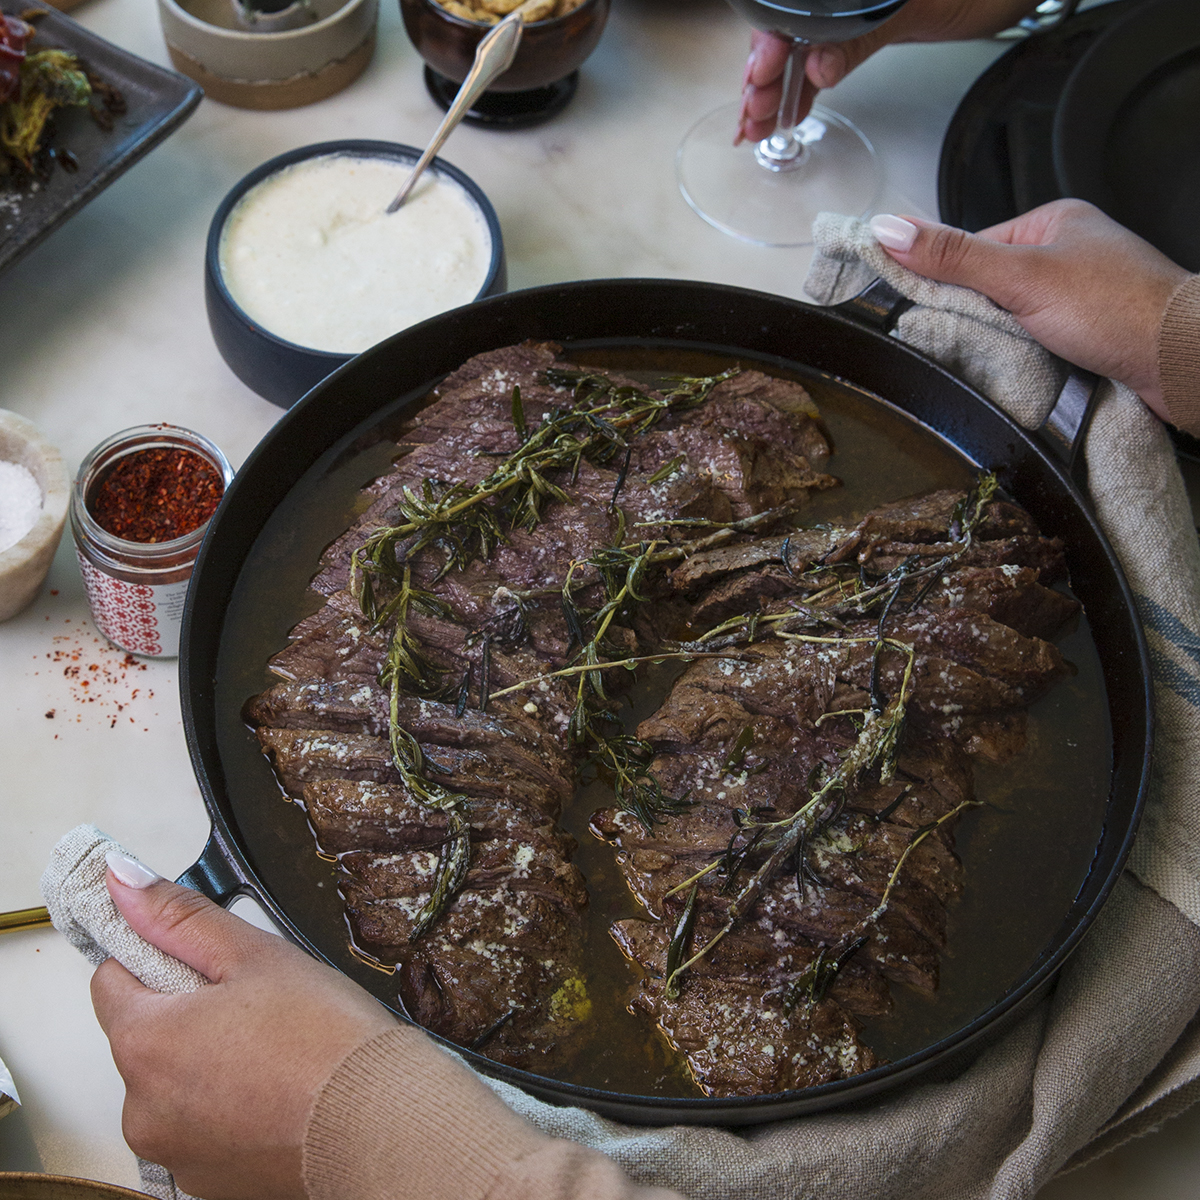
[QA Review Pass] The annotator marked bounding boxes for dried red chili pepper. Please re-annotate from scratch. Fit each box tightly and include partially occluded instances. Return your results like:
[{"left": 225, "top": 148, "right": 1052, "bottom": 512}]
[
  {"left": 0, "top": 15, "right": 31, "bottom": 104},
  {"left": 88, "top": 447, "right": 224, "bottom": 543}
]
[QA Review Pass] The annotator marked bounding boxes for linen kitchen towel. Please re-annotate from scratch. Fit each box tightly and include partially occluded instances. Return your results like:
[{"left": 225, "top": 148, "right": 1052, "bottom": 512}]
[{"left": 41, "top": 824, "right": 203, "bottom": 1200}]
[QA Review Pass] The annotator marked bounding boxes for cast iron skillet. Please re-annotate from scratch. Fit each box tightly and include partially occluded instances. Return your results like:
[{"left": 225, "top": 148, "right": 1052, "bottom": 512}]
[{"left": 178, "top": 278, "right": 1151, "bottom": 1126}]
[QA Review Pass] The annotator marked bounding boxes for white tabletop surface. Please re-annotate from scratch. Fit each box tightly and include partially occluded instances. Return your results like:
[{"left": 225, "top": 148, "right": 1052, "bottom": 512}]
[{"left": 1, "top": 0, "right": 1198, "bottom": 1194}]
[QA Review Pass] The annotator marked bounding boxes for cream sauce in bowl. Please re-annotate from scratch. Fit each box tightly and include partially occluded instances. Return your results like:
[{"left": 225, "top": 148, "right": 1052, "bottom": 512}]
[{"left": 218, "top": 153, "right": 493, "bottom": 355}]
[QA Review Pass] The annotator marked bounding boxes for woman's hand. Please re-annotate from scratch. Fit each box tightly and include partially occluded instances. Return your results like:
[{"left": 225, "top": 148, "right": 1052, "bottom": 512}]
[
  {"left": 736, "top": 0, "right": 1040, "bottom": 145},
  {"left": 90, "top": 857, "right": 396, "bottom": 1200},
  {"left": 869, "top": 201, "right": 1190, "bottom": 420}
]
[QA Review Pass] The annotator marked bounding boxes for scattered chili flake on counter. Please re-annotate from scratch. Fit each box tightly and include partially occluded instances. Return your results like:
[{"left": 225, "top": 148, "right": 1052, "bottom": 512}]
[
  {"left": 88, "top": 447, "right": 224, "bottom": 543},
  {"left": 30, "top": 620, "right": 158, "bottom": 732}
]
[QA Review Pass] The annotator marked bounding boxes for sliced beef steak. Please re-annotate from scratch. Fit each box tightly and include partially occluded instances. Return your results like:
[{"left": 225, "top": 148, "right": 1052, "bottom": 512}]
[
  {"left": 245, "top": 342, "right": 1077, "bottom": 1099},
  {"left": 596, "top": 482, "right": 1077, "bottom": 1092}
]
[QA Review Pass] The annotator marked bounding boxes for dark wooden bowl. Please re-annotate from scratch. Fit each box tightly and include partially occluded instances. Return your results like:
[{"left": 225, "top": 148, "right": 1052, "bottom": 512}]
[{"left": 399, "top": 0, "right": 609, "bottom": 92}]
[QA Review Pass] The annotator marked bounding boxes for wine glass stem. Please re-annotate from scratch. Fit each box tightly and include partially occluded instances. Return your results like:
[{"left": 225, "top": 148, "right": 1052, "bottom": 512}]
[{"left": 756, "top": 39, "right": 809, "bottom": 173}]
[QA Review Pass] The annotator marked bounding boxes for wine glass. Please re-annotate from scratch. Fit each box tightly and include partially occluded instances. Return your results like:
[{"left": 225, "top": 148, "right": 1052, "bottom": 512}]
[{"left": 677, "top": 0, "right": 909, "bottom": 247}]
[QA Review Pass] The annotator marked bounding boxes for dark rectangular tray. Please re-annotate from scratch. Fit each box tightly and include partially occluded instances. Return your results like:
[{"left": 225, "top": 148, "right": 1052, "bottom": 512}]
[{"left": 0, "top": 0, "right": 202, "bottom": 276}]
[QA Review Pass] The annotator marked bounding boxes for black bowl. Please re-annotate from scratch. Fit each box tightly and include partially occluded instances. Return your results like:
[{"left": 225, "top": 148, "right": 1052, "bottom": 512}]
[
  {"left": 400, "top": 0, "right": 609, "bottom": 92},
  {"left": 205, "top": 139, "right": 507, "bottom": 409}
]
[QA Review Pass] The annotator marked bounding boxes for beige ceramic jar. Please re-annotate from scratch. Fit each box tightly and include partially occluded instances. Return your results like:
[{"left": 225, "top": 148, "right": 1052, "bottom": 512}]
[{"left": 157, "top": 0, "right": 377, "bottom": 109}]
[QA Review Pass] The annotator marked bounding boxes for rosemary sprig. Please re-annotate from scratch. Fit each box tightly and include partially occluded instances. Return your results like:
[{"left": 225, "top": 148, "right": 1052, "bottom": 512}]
[
  {"left": 487, "top": 649, "right": 759, "bottom": 701},
  {"left": 782, "top": 796, "right": 981, "bottom": 1012},
  {"left": 348, "top": 364, "right": 739, "bottom": 937},
  {"left": 374, "top": 565, "right": 456, "bottom": 699},
  {"left": 663, "top": 638, "right": 917, "bottom": 1000},
  {"left": 381, "top": 696, "right": 473, "bottom": 941},
  {"left": 665, "top": 883, "right": 700, "bottom": 980},
  {"left": 558, "top": 537, "right": 698, "bottom": 828}
]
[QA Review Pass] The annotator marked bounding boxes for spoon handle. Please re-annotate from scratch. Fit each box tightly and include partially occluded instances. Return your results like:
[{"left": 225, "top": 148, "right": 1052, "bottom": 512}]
[
  {"left": 387, "top": 12, "right": 524, "bottom": 213},
  {"left": 0, "top": 906, "right": 51, "bottom": 934}
]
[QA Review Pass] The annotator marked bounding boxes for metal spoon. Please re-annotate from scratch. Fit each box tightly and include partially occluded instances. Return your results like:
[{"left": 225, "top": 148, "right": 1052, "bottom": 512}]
[{"left": 387, "top": 4, "right": 534, "bottom": 213}]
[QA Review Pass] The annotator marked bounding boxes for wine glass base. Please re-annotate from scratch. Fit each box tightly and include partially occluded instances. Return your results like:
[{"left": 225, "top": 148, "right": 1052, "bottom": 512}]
[
  {"left": 677, "top": 100, "right": 884, "bottom": 247},
  {"left": 424, "top": 66, "right": 578, "bottom": 130}
]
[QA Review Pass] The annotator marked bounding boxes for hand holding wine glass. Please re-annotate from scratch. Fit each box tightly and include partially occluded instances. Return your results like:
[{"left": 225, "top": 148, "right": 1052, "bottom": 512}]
[
  {"left": 679, "top": 0, "right": 914, "bottom": 247},
  {"left": 736, "top": 0, "right": 1049, "bottom": 146}
]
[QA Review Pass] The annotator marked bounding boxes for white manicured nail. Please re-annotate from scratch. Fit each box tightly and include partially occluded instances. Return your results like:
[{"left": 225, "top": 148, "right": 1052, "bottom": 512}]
[
  {"left": 105, "top": 850, "right": 162, "bottom": 889},
  {"left": 870, "top": 214, "right": 919, "bottom": 252}
]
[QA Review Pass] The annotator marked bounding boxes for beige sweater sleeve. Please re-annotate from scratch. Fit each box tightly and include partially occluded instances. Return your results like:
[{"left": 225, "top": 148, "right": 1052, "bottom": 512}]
[
  {"left": 303, "top": 1026, "right": 685, "bottom": 1200},
  {"left": 1159, "top": 274, "right": 1200, "bottom": 437}
]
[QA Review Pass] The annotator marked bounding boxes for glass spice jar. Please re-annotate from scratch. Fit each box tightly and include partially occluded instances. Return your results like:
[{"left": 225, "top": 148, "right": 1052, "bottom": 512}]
[{"left": 70, "top": 424, "right": 233, "bottom": 658}]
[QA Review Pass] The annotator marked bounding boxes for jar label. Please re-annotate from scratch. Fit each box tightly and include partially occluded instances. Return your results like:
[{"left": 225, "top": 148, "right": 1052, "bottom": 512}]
[{"left": 76, "top": 551, "right": 189, "bottom": 658}]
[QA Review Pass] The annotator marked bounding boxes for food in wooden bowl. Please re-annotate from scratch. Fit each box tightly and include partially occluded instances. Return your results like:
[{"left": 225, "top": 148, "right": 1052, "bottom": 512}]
[{"left": 399, "top": 0, "right": 609, "bottom": 126}]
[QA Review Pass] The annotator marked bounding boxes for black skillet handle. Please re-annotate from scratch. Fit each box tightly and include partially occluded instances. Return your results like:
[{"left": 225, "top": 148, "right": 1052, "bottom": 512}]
[
  {"left": 830, "top": 276, "right": 914, "bottom": 334},
  {"left": 1037, "top": 367, "right": 1103, "bottom": 489},
  {"left": 833, "top": 276, "right": 1102, "bottom": 491},
  {"left": 175, "top": 831, "right": 251, "bottom": 908}
]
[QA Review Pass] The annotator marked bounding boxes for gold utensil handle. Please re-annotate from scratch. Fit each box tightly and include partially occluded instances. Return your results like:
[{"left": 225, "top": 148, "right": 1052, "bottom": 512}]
[{"left": 0, "top": 906, "right": 52, "bottom": 933}]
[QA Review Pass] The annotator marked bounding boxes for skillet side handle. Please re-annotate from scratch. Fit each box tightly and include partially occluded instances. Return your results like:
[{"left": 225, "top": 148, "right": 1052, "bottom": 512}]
[
  {"left": 830, "top": 277, "right": 915, "bottom": 334},
  {"left": 176, "top": 833, "right": 248, "bottom": 909},
  {"left": 1037, "top": 367, "right": 1102, "bottom": 490}
]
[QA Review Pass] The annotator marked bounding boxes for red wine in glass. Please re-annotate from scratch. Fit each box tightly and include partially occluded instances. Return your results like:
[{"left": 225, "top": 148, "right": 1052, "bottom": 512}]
[
  {"left": 726, "top": 0, "right": 908, "bottom": 44},
  {"left": 677, "top": 0, "right": 909, "bottom": 246}
]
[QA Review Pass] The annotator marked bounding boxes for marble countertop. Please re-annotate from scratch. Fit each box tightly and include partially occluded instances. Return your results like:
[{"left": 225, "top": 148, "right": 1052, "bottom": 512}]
[{"left": 1, "top": 0, "right": 1198, "bottom": 1194}]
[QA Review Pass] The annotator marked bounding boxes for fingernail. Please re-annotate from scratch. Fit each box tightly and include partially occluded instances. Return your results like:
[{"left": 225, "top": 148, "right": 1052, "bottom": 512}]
[
  {"left": 809, "top": 45, "right": 843, "bottom": 87},
  {"left": 105, "top": 850, "right": 162, "bottom": 889},
  {"left": 870, "top": 214, "right": 919, "bottom": 252},
  {"left": 742, "top": 48, "right": 759, "bottom": 87}
]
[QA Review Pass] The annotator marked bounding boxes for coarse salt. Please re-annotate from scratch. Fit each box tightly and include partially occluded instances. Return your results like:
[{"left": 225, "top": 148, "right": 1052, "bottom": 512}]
[{"left": 0, "top": 460, "right": 42, "bottom": 553}]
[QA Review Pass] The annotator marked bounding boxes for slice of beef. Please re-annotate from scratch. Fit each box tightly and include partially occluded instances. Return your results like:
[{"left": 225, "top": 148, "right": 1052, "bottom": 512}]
[
  {"left": 922, "top": 566, "right": 1079, "bottom": 641},
  {"left": 256, "top": 727, "right": 572, "bottom": 809},
  {"left": 611, "top": 918, "right": 878, "bottom": 1096},
  {"left": 669, "top": 529, "right": 841, "bottom": 594},
  {"left": 267, "top": 598, "right": 386, "bottom": 687},
  {"left": 344, "top": 851, "right": 588, "bottom": 1073},
  {"left": 303, "top": 780, "right": 572, "bottom": 854},
  {"left": 245, "top": 679, "right": 574, "bottom": 779},
  {"left": 624, "top": 371, "right": 838, "bottom": 520}
]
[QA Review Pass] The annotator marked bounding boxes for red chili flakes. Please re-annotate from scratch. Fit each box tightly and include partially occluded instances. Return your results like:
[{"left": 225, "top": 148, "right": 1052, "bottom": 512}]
[
  {"left": 89, "top": 447, "right": 223, "bottom": 543},
  {"left": 37, "top": 623, "right": 157, "bottom": 730}
]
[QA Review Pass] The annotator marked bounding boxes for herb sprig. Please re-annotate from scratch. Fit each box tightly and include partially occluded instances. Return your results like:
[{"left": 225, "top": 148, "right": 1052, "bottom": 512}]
[
  {"left": 350, "top": 365, "right": 739, "bottom": 935},
  {"left": 661, "top": 636, "right": 917, "bottom": 1000}
]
